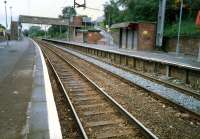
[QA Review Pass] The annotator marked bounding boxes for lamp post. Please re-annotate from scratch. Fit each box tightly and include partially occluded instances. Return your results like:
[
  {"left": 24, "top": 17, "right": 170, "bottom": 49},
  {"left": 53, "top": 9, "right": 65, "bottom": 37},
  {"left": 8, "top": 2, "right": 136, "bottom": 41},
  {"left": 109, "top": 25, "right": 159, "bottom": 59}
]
[
  {"left": 176, "top": 0, "right": 183, "bottom": 55},
  {"left": 10, "top": 6, "right": 12, "bottom": 22},
  {"left": 4, "top": 0, "right": 8, "bottom": 46}
]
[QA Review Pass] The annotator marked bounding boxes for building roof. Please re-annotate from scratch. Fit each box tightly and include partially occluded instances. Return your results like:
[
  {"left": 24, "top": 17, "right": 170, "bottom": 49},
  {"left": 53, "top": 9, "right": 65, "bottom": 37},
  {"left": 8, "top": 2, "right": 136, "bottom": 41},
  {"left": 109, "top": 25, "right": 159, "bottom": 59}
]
[{"left": 111, "top": 21, "right": 156, "bottom": 29}]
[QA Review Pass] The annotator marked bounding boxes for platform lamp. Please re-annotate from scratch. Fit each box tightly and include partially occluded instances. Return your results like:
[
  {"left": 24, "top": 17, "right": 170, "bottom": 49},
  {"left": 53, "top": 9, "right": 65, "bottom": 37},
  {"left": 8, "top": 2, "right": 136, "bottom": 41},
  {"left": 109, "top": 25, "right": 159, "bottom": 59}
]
[
  {"left": 4, "top": 0, "right": 8, "bottom": 46},
  {"left": 176, "top": 0, "right": 184, "bottom": 55},
  {"left": 10, "top": 6, "right": 12, "bottom": 22}
]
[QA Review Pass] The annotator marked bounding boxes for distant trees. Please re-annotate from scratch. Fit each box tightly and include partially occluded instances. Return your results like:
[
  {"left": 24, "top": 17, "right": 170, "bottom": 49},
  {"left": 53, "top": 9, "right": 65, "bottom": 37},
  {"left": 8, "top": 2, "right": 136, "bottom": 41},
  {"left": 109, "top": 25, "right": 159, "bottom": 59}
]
[
  {"left": 28, "top": 26, "right": 45, "bottom": 37},
  {"left": 48, "top": 6, "right": 77, "bottom": 37},
  {"left": 103, "top": 0, "right": 158, "bottom": 26},
  {"left": 60, "top": 6, "right": 77, "bottom": 19},
  {"left": 0, "top": 24, "right": 5, "bottom": 29},
  {"left": 103, "top": 0, "right": 200, "bottom": 25}
]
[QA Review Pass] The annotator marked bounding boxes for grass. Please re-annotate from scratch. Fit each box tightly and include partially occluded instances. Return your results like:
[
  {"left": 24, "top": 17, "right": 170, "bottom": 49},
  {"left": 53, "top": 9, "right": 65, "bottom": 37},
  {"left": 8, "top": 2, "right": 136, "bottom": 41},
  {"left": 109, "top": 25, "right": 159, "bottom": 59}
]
[{"left": 164, "top": 19, "right": 200, "bottom": 38}]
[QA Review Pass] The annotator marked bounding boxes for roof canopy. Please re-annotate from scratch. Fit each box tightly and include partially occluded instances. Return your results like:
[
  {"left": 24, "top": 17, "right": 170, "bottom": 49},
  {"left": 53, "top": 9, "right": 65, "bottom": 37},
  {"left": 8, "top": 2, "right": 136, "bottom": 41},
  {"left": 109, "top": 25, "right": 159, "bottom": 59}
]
[{"left": 111, "top": 21, "right": 155, "bottom": 29}]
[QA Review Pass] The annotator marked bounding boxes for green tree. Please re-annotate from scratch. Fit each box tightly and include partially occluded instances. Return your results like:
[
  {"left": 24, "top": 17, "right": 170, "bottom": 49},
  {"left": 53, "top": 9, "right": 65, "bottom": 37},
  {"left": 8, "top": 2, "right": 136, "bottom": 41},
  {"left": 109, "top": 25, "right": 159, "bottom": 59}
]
[
  {"left": 60, "top": 6, "right": 77, "bottom": 19},
  {"left": 28, "top": 26, "right": 45, "bottom": 37},
  {"left": 48, "top": 6, "right": 77, "bottom": 37},
  {"left": 104, "top": 0, "right": 158, "bottom": 24},
  {"left": 0, "top": 24, "right": 5, "bottom": 29},
  {"left": 48, "top": 25, "right": 67, "bottom": 37},
  {"left": 104, "top": 0, "right": 122, "bottom": 26}
]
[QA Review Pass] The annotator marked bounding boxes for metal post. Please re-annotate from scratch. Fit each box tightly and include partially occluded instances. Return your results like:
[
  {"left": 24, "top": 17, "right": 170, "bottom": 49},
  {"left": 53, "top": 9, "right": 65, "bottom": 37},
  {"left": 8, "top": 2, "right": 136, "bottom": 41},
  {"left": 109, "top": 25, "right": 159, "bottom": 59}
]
[
  {"left": 68, "top": 26, "right": 70, "bottom": 41},
  {"left": 156, "top": 0, "right": 167, "bottom": 48},
  {"left": 4, "top": 0, "right": 8, "bottom": 46},
  {"left": 10, "top": 6, "right": 12, "bottom": 22},
  {"left": 198, "top": 44, "right": 200, "bottom": 62},
  {"left": 107, "top": 10, "right": 111, "bottom": 46},
  {"left": 45, "top": 25, "right": 47, "bottom": 38},
  {"left": 176, "top": 0, "right": 183, "bottom": 55},
  {"left": 60, "top": 25, "right": 62, "bottom": 38}
]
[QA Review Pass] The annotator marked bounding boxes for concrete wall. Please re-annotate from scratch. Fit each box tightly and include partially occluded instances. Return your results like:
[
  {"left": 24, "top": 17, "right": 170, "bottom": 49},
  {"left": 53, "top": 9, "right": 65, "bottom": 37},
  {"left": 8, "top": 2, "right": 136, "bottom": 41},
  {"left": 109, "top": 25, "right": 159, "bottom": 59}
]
[
  {"left": 111, "top": 29, "right": 120, "bottom": 47},
  {"left": 165, "top": 37, "right": 200, "bottom": 56}
]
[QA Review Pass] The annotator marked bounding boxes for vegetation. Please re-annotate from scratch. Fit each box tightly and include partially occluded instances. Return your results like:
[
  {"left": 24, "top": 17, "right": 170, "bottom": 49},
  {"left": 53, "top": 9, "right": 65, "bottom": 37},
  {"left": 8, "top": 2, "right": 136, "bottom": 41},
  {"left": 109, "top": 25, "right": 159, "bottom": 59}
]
[
  {"left": 24, "top": 6, "right": 76, "bottom": 38},
  {"left": 0, "top": 24, "right": 5, "bottom": 29},
  {"left": 104, "top": 0, "right": 200, "bottom": 37},
  {"left": 164, "top": 20, "right": 200, "bottom": 37},
  {"left": 48, "top": 6, "right": 77, "bottom": 38},
  {"left": 59, "top": 6, "right": 76, "bottom": 19},
  {"left": 26, "top": 26, "right": 45, "bottom": 37}
]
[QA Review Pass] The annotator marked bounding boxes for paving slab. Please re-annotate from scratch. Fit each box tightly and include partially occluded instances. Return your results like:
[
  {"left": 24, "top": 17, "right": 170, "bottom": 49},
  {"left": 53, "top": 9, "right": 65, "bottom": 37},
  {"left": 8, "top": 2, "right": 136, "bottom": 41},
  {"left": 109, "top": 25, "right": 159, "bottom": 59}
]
[
  {"left": 0, "top": 38, "right": 62, "bottom": 139},
  {"left": 0, "top": 39, "right": 35, "bottom": 139}
]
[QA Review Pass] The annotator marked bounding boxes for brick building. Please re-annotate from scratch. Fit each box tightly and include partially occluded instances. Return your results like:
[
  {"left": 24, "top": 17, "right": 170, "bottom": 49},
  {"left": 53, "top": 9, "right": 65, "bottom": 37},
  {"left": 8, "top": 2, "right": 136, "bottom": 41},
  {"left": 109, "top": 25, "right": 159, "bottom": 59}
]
[
  {"left": 111, "top": 22, "right": 156, "bottom": 51},
  {"left": 10, "top": 21, "right": 19, "bottom": 40}
]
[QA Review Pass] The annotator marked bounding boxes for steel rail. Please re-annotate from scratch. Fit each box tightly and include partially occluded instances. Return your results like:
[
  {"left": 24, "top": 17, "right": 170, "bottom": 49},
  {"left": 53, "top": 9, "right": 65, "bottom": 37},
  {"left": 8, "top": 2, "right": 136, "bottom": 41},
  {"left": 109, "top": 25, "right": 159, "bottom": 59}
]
[
  {"left": 38, "top": 41, "right": 159, "bottom": 139},
  {"left": 41, "top": 46, "right": 89, "bottom": 139},
  {"left": 42, "top": 41, "right": 200, "bottom": 120}
]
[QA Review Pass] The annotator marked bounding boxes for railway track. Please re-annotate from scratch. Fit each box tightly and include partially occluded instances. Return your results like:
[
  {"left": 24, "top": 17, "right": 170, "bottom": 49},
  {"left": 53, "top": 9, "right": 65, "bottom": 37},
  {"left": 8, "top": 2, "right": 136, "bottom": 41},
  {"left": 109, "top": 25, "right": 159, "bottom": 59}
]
[
  {"left": 42, "top": 39, "right": 200, "bottom": 100},
  {"left": 38, "top": 41, "right": 158, "bottom": 139},
  {"left": 41, "top": 40, "right": 200, "bottom": 119}
]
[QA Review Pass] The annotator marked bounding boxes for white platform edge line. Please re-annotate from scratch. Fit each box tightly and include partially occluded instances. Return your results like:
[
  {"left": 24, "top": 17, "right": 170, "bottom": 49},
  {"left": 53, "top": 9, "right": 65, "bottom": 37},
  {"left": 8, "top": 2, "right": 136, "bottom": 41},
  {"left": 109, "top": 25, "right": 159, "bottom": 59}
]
[{"left": 31, "top": 39, "right": 62, "bottom": 139}]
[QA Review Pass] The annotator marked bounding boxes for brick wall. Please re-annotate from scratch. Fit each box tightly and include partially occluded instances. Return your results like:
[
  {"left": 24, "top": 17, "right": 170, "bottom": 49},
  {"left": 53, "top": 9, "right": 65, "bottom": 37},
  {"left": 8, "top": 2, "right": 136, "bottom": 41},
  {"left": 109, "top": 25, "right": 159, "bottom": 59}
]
[
  {"left": 87, "top": 32, "right": 102, "bottom": 44},
  {"left": 138, "top": 23, "right": 156, "bottom": 51},
  {"left": 165, "top": 37, "right": 200, "bottom": 56},
  {"left": 72, "top": 16, "right": 83, "bottom": 27},
  {"left": 11, "top": 21, "right": 18, "bottom": 40}
]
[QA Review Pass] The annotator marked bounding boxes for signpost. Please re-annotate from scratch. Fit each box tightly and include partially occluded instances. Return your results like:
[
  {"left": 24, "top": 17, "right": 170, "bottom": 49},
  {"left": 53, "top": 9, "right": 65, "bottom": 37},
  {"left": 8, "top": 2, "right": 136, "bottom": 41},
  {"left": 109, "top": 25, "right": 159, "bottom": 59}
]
[{"left": 196, "top": 11, "right": 200, "bottom": 62}]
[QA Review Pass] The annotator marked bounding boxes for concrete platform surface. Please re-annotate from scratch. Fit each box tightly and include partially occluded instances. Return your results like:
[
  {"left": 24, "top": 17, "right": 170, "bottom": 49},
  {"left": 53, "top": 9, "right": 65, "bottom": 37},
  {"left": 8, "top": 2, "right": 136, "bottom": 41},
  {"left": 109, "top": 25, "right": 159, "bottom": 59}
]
[
  {"left": 0, "top": 39, "right": 62, "bottom": 139},
  {"left": 45, "top": 39, "right": 200, "bottom": 71}
]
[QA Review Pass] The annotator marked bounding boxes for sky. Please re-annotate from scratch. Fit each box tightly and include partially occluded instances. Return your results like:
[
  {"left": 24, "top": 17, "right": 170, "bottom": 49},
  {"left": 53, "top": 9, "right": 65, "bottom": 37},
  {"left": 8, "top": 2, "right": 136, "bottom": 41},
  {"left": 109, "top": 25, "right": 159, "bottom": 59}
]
[{"left": 0, "top": 0, "right": 109, "bottom": 29}]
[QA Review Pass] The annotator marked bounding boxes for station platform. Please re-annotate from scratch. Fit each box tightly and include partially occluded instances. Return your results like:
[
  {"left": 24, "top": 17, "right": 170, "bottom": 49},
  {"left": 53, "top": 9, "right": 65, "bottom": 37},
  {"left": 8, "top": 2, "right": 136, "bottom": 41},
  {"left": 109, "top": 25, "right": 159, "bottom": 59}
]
[
  {"left": 0, "top": 39, "right": 62, "bottom": 139},
  {"left": 43, "top": 39, "right": 200, "bottom": 90},
  {"left": 45, "top": 39, "right": 200, "bottom": 71}
]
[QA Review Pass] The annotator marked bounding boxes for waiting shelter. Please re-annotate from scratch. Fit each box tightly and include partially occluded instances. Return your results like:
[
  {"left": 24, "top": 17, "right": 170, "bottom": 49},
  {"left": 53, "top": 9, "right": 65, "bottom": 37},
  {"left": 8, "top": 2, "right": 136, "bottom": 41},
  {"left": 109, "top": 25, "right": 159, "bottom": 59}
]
[{"left": 111, "top": 22, "right": 156, "bottom": 51}]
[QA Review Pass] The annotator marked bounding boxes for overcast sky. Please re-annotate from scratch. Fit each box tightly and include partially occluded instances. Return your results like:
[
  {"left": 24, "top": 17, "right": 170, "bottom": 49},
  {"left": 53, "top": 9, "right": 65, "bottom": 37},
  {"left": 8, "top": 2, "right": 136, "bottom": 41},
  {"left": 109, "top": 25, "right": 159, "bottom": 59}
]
[{"left": 0, "top": 0, "right": 108, "bottom": 29}]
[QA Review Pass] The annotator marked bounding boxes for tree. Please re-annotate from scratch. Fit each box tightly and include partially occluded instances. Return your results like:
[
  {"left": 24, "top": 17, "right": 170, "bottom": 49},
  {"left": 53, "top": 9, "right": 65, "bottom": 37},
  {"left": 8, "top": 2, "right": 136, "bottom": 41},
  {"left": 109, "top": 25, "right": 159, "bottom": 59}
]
[
  {"left": 48, "top": 6, "right": 76, "bottom": 37},
  {"left": 48, "top": 25, "right": 67, "bottom": 37},
  {"left": 104, "top": 0, "right": 122, "bottom": 26},
  {"left": 104, "top": 0, "right": 158, "bottom": 24},
  {"left": 104, "top": 0, "right": 200, "bottom": 25},
  {"left": 0, "top": 24, "right": 5, "bottom": 29},
  {"left": 28, "top": 26, "right": 45, "bottom": 37},
  {"left": 60, "top": 6, "right": 76, "bottom": 19}
]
